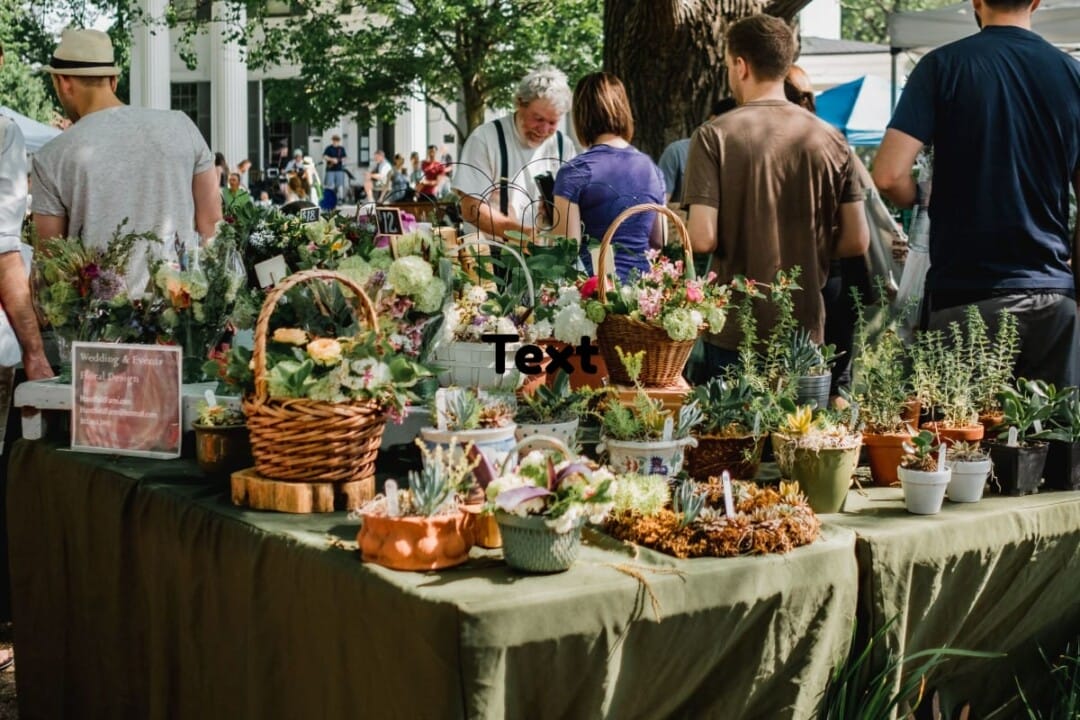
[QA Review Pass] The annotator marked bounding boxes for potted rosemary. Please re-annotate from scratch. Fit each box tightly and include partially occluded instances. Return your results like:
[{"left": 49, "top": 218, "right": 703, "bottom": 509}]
[
  {"left": 911, "top": 325, "right": 983, "bottom": 445},
  {"left": 965, "top": 307, "right": 1020, "bottom": 433},
  {"left": 514, "top": 371, "right": 590, "bottom": 448},
  {"left": 898, "top": 429, "right": 950, "bottom": 515},
  {"left": 1040, "top": 385, "right": 1080, "bottom": 491},
  {"left": 772, "top": 404, "right": 861, "bottom": 514},
  {"left": 420, "top": 388, "right": 517, "bottom": 469},
  {"left": 596, "top": 348, "right": 702, "bottom": 477},
  {"left": 192, "top": 400, "right": 251, "bottom": 477},
  {"left": 685, "top": 374, "right": 770, "bottom": 481},
  {"left": 945, "top": 441, "right": 991, "bottom": 503},
  {"left": 986, "top": 379, "right": 1053, "bottom": 495}
]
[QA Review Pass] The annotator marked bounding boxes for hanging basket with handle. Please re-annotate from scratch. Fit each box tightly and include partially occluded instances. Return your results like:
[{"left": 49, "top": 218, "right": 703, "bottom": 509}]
[
  {"left": 243, "top": 269, "right": 388, "bottom": 484},
  {"left": 595, "top": 203, "right": 698, "bottom": 387}
]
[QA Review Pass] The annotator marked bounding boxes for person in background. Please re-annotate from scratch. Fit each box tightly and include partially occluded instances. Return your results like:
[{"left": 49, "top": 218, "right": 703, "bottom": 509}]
[
  {"left": 658, "top": 98, "right": 738, "bottom": 205},
  {"left": 31, "top": 28, "right": 221, "bottom": 294},
  {"left": 364, "top": 149, "right": 392, "bottom": 203},
  {"left": 281, "top": 174, "right": 316, "bottom": 216},
  {"left": 213, "top": 152, "right": 228, "bottom": 188},
  {"left": 873, "top": 0, "right": 1080, "bottom": 387},
  {"left": 235, "top": 158, "right": 251, "bottom": 188},
  {"left": 409, "top": 151, "right": 424, "bottom": 188},
  {"left": 416, "top": 145, "right": 446, "bottom": 200},
  {"left": 385, "top": 153, "right": 412, "bottom": 202},
  {"left": 322, "top": 135, "right": 347, "bottom": 205},
  {"left": 552, "top": 71, "right": 665, "bottom": 281},
  {"left": 255, "top": 190, "right": 273, "bottom": 208},
  {"left": 303, "top": 155, "right": 322, "bottom": 205},
  {"left": 221, "top": 172, "right": 253, "bottom": 212},
  {"left": 683, "top": 15, "right": 868, "bottom": 377},
  {"left": 453, "top": 67, "right": 576, "bottom": 241}
]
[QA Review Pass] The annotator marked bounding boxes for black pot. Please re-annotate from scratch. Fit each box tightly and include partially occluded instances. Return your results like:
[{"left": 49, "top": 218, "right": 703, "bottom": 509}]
[
  {"left": 1043, "top": 440, "right": 1080, "bottom": 491},
  {"left": 985, "top": 441, "right": 1049, "bottom": 496}
]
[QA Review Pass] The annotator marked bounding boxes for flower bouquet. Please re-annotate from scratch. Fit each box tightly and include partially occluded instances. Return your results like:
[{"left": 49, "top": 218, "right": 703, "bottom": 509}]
[
  {"left": 584, "top": 204, "right": 730, "bottom": 386},
  {"left": 152, "top": 236, "right": 246, "bottom": 382},
  {"left": 224, "top": 269, "right": 433, "bottom": 486},
  {"left": 484, "top": 435, "right": 617, "bottom": 572}
]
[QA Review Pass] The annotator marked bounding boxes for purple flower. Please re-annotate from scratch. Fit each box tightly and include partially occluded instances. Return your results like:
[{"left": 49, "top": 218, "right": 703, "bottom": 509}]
[{"left": 90, "top": 269, "right": 124, "bottom": 301}]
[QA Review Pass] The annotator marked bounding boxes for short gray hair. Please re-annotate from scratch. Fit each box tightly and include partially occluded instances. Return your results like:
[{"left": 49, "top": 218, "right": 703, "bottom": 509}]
[{"left": 516, "top": 67, "right": 572, "bottom": 114}]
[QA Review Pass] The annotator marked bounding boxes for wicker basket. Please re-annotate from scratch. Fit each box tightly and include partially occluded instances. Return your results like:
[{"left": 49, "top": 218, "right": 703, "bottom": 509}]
[
  {"left": 596, "top": 203, "right": 698, "bottom": 387},
  {"left": 243, "top": 269, "right": 388, "bottom": 483}
]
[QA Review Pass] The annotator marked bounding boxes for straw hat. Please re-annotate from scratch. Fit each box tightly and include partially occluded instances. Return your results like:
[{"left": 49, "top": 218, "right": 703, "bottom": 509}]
[{"left": 43, "top": 28, "right": 120, "bottom": 77}]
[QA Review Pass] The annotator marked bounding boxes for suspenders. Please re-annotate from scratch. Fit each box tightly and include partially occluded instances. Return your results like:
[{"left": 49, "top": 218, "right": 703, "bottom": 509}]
[{"left": 492, "top": 117, "right": 563, "bottom": 217}]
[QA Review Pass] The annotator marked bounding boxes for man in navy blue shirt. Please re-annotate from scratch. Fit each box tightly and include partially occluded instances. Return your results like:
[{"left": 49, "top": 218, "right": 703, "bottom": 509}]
[{"left": 874, "top": 0, "right": 1080, "bottom": 386}]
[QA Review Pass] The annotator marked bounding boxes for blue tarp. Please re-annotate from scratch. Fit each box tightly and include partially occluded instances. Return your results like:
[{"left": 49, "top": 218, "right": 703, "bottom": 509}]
[{"left": 815, "top": 75, "right": 893, "bottom": 146}]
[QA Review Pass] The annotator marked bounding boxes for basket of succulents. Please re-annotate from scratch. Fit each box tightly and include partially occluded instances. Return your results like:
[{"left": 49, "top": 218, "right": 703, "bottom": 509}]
[
  {"left": 356, "top": 439, "right": 478, "bottom": 571},
  {"left": 514, "top": 370, "right": 591, "bottom": 447},
  {"left": 596, "top": 348, "right": 702, "bottom": 478},
  {"left": 771, "top": 403, "right": 861, "bottom": 514},
  {"left": 985, "top": 378, "right": 1053, "bottom": 495},
  {"left": 898, "top": 429, "right": 950, "bottom": 514},
  {"left": 1038, "top": 384, "right": 1080, "bottom": 491},
  {"left": 585, "top": 203, "right": 730, "bottom": 387},
  {"left": 420, "top": 387, "right": 517, "bottom": 469},
  {"left": 224, "top": 269, "right": 432, "bottom": 487},
  {"left": 191, "top": 399, "right": 251, "bottom": 477},
  {"left": 484, "top": 435, "right": 617, "bottom": 573},
  {"left": 685, "top": 374, "right": 770, "bottom": 481},
  {"left": 433, "top": 238, "right": 537, "bottom": 390},
  {"left": 603, "top": 474, "right": 820, "bottom": 558},
  {"left": 945, "top": 440, "right": 991, "bottom": 503}
]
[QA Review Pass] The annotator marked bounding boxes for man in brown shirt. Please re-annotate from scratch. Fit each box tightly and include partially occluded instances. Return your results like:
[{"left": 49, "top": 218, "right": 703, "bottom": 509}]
[{"left": 684, "top": 14, "right": 869, "bottom": 373}]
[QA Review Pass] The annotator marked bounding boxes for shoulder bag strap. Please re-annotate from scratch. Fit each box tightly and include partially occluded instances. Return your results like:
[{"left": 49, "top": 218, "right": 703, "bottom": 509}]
[{"left": 493, "top": 118, "right": 510, "bottom": 216}]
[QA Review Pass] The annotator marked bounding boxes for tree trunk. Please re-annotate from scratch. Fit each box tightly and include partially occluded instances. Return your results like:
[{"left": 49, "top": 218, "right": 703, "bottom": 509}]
[
  {"left": 462, "top": 78, "right": 487, "bottom": 137},
  {"left": 605, "top": 0, "right": 812, "bottom": 160}
]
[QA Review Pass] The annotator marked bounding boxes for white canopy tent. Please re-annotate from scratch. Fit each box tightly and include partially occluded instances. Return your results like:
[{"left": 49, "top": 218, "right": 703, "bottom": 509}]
[
  {"left": 0, "top": 107, "right": 60, "bottom": 153},
  {"left": 886, "top": 0, "right": 1080, "bottom": 104}
]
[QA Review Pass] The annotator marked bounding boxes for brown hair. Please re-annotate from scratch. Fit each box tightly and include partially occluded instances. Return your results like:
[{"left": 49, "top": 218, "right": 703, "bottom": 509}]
[
  {"left": 571, "top": 72, "right": 634, "bottom": 147},
  {"left": 725, "top": 15, "right": 796, "bottom": 82},
  {"left": 287, "top": 174, "right": 307, "bottom": 199},
  {"left": 784, "top": 64, "right": 815, "bottom": 112}
]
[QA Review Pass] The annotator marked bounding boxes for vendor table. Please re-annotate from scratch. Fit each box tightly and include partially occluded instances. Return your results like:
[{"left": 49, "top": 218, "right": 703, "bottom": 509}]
[
  {"left": 7, "top": 440, "right": 858, "bottom": 720},
  {"left": 826, "top": 487, "right": 1080, "bottom": 717}
]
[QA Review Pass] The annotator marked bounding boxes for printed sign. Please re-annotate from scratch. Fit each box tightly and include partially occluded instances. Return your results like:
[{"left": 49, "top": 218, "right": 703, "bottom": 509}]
[
  {"left": 254, "top": 255, "right": 289, "bottom": 288},
  {"left": 298, "top": 206, "right": 321, "bottom": 224},
  {"left": 375, "top": 206, "right": 404, "bottom": 236},
  {"left": 71, "top": 342, "right": 183, "bottom": 459}
]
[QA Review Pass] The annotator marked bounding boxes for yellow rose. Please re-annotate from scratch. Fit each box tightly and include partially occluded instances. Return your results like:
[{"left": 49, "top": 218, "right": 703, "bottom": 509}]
[
  {"left": 272, "top": 328, "right": 309, "bottom": 346},
  {"left": 306, "top": 338, "right": 343, "bottom": 366}
]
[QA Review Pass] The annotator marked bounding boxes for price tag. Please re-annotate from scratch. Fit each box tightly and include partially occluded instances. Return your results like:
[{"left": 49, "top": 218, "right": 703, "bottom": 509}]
[
  {"left": 722, "top": 471, "right": 735, "bottom": 519},
  {"left": 204, "top": 389, "right": 217, "bottom": 407},
  {"left": 937, "top": 444, "right": 947, "bottom": 472},
  {"left": 1033, "top": 420, "right": 1043, "bottom": 435},
  {"left": 435, "top": 389, "right": 448, "bottom": 430},
  {"left": 385, "top": 480, "right": 400, "bottom": 517},
  {"left": 752, "top": 411, "right": 761, "bottom": 437},
  {"left": 1008, "top": 426, "right": 1019, "bottom": 447},
  {"left": 662, "top": 416, "right": 674, "bottom": 442},
  {"left": 375, "top": 206, "right": 404, "bottom": 235},
  {"left": 298, "top": 206, "right": 321, "bottom": 224}
]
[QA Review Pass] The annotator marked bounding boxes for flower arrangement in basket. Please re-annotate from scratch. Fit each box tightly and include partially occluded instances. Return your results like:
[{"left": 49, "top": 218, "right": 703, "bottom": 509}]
[
  {"left": 581, "top": 204, "right": 730, "bottom": 386},
  {"left": 603, "top": 474, "right": 820, "bottom": 558},
  {"left": 220, "top": 269, "right": 433, "bottom": 485}
]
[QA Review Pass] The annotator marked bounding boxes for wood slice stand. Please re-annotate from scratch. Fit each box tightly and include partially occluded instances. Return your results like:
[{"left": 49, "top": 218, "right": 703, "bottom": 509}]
[
  {"left": 613, "top": 376, "right": 691, "bottom": 415},
  {"left": 230, "top": 467, "right": 373, "bottom": 514}
]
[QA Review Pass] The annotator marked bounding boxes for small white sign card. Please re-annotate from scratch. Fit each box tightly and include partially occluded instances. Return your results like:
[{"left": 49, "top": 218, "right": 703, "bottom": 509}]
[
  {"left": 71, "top": 342, "right": 183, "bottom": 459},
  {"left": 254, "top": 255, "right": 289, "bottom": 288}
]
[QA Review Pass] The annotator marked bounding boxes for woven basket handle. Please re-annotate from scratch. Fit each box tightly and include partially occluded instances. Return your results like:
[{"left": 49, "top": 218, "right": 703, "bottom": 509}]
[
  {"left": 251, "top": 269, "right": 379, "bottom": 403},
  {"left": 596, "top": 203, "right": 696, "bottom": 303},
  {"left": 498, "top": 434, "right": 573, "bottom": 476}
]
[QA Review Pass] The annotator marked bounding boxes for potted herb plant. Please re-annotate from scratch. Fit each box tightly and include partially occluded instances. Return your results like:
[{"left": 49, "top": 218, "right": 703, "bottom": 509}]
[
  {"left": 357, "top": 446, "right": 474, "bottom": 571},
  {"left": 514, "top": 371, "right": 589, "bottom": 447},
  {"left": 485, "top": 436, "right": 617, "bottom": 573},
  {"left": 945, "top": 441, "right": 991, "bottom": 503},
  {"left": 985, "top": 379, "right": 1053, "bottom": 495},
  {"left": 898, "top": 429, "right": 950, "bottom": 515},
  {"left": 784, "top": 328, "right": 838, "bottom": 411},
  {"left": 191, "top": 400, "right": 251, "bottom": 477},
  {"left": 912, "top": 325, "right": 983, "bottom": 445},
  {"left": 771, "top": 404, "right": 861, "bottom": 514},
  {"left": 420, "top": 387, "right": 517, "bottom": 469},
  {"left": 965, "top": 306, "right": 1020, "bottom": 433},
  {"left": 685, "top": 374, "right": 769, "bottom": 481},
  {"left": 1040, "top": 385, "right": 1080, "bottom": 491},
  {"left": 596, "top": 348, "right": 702, "bottom": 477}
]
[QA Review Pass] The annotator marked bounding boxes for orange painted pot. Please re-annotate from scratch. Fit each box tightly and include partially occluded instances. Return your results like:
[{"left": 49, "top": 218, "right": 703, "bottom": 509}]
[
  {"left": 462, "top": 504, "right": 502, "bottom": 548},
  {"left": 920, "top": 422, "right": 984, "bottom": 447},
  {"left": 358, "top": 511, "right": 473, "bottom": 571},
  {"left": 863, "top": 431, "right": 911, "bottom": 487}
]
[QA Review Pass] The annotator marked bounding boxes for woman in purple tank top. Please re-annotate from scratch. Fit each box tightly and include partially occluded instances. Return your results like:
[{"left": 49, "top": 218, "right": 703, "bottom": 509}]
[{"left": 552, "top": 72, "right": 665, "bottom": 281}]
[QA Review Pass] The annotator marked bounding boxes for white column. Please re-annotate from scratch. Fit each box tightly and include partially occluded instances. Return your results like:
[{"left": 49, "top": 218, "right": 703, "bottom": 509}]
[
  {"left": 210, "top": 2, "right": 249, "bottom": 168},
  {"left": 129, "top": 0, "right": 171, "bottom": 109}
]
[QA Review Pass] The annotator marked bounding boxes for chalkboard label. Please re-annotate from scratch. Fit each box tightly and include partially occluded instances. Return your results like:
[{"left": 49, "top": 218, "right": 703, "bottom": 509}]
[
  {"left": 375, "top": 206, "right": 404, "bottom": 235},
  {"left": 299, "top": 206, "right": 321, "bottom": 224}
]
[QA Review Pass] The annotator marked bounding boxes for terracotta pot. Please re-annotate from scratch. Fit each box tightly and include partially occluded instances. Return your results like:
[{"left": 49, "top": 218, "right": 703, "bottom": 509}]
[
  {"left": 901, "top": 399, "right": 922, "bottom": 427},
  {"left": 920, "top": 422, "right": 984, "bottom": 447},
  {"left": 862, "top": 432, "right": 911, "bottom": 487},
  {"left": 978, "top": 411, "right": 1005, "bottom": 437},
  {"left": 193, "top": 423, "right": 252, "bottom": 477},
  {"left": 358, "top": 510, "right": 473, "bottom": 571},
  {"left": 543, "top": 340, "right": 608, "bottom": 390},
  {"left": 685, "top": 433, "right": 764, "bottom": 481},
  {"left": 462, "top": 503, "right": 502, "bottom": 548}
]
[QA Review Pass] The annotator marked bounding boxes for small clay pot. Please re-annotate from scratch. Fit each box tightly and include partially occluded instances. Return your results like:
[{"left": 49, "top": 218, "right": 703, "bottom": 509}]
[
  {"left": 978, "top": 412, "right": 1005, "bottom": 437},
  {"left": 358, "top": 511, "right": 473, "bottom": 571},
  {"left": 462, "top": 504, "right": 502, "bottom": 548},
  {"left": 863, "top": 431, "right": 911, "bottom": 487},
  {"left": 901, "top": 399, "right": 922, "bottom": 427},
  {"left": 193, "top": 423, "right": 252, "bottom": 477},
  {"left": 920, "top": 422, "right": 984, "bottom": 447}
]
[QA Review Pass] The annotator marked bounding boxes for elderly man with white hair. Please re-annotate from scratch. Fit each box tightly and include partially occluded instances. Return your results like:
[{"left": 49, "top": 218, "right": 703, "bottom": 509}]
[{"left": 453, "top": 67, "right": 577, "bottom": 241}]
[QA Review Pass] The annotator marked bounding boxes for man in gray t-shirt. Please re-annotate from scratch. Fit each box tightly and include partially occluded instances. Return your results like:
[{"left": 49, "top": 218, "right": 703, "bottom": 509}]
[{"left": 31, "top": 28, "right": 220, "bottom": 295}]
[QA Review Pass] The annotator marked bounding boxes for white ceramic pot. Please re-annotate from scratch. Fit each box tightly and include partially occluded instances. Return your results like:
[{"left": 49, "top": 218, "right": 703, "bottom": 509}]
[
  {"left": 898, "top": 466, "right": 952, "bottom": 515},
  {"left": 515, "top": 419, "right": 578, "bottom": 449},
  {"left": 946, "top": 459, "right": 991, "bottom": 503},
  {"left": 432, "top": 340, "right": 522, "bottom": 390},
  {"left": 599, "top": 436, "right": 698, "bottom": 478},
  {"left": 420, "top": 425, "right": 518, "bottom": 470}
]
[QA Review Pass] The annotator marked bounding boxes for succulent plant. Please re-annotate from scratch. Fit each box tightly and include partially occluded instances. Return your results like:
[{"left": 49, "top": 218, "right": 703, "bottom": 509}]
[
  {"left": 947, "top": 441, "right": 989, "bottom": 463},
  {"left": 673, "top": 479, "right": 705, "bottom": 528},
  {"left": 900, "top": 429, "right": 941, "bottom": 472},
  {"left": 406, "top": 462, "right": 454, "bottom": 516}
]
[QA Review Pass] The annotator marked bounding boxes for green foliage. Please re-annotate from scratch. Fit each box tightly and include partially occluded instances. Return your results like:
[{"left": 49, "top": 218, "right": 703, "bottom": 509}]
[
  {"left": 516, "top": 370, "right": 590, "bottom": 424},
  {"left": 841, "top": 0, "right": 956, "bottom": 45},
  {"left": 672, "top": 479, "right": 704, "bottom": 528},
  {"left": 785, "top": 328, "right": 838, "bottom": 377},
  {"left": 966, "top": 307, "right": 1020, "bottom": 415},
  {"left": 406, "top": 462, "right": 454, "bottom": 517},
  {"left": 996, "top": 378, "right": 1057, "bottom": 443},
  {"left": 0, "top": 52, "right": 55, "bottom": 122},
  {"left": 172, "top": 0, "right": 602, "bottom": 136},
  {"left": 847, "top": 282, "right": 913, "bottom": 434},
  {"left": 1016, "top": 640, "right": 1080, "bottom": 719},
  {"left": 947, "top": 440, "right": 988, "bottom": 463},
  {"left": 444, "top": 387, "right": 483, "bottom": 430},
  {"left": 900, "top": 429, "right": 939, "bottom": 471},
  {"left": 1041, "top": 387, "right": 1080, "bottom": 443},
  {"left": 691, "top": 374, "right": 771, "bottom": 436},
  {"left": 611, "top": 473, "right": 670, "bottom": 516}
]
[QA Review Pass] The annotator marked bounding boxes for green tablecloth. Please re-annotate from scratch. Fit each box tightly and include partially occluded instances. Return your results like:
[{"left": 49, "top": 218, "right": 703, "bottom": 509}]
[
  {"left": 7, "top": 440, "right": 859, "bottom": 720},
  {"left": 826, "top": 487, "right": 1080, "bottom": 717}
]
